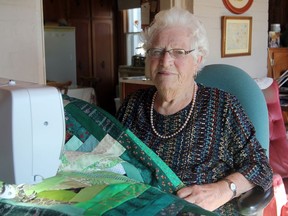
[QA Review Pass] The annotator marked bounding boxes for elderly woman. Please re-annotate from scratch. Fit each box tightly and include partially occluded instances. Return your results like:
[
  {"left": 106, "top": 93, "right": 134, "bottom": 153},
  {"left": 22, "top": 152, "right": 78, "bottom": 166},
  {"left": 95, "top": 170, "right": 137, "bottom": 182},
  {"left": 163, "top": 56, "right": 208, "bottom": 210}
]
[{"left": 116, "top": 7, "right": 272, "bottom": 215}]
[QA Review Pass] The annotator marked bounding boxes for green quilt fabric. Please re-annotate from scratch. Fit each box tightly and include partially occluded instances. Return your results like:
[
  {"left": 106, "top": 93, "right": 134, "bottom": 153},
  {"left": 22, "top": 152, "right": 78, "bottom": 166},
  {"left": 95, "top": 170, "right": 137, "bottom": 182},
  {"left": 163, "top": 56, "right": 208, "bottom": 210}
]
[{"left": 0, "top": 95, "right": 218, "bottom": 216}]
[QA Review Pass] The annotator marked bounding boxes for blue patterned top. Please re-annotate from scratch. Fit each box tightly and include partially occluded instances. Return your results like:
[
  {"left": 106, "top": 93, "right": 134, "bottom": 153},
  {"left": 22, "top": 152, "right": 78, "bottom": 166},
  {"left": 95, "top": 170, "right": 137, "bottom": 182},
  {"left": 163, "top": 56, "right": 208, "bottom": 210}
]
[{"left": 116, "top": 84, "right": 273, "bottom": 215}]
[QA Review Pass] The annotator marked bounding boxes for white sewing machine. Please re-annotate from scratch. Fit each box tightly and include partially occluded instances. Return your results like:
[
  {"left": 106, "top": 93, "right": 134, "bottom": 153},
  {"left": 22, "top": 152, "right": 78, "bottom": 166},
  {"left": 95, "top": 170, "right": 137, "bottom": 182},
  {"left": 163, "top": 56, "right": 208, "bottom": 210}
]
[{"left": 0, "top": 78, "right": 65, "bottom": 184}]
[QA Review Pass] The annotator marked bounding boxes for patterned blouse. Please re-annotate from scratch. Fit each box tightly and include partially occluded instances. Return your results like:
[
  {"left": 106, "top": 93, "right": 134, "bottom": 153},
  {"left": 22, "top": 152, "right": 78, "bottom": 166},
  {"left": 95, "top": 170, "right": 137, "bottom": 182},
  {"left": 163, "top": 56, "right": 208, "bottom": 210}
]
[{"left": 116, "top": 84, "right": 273, "bottom": 215}]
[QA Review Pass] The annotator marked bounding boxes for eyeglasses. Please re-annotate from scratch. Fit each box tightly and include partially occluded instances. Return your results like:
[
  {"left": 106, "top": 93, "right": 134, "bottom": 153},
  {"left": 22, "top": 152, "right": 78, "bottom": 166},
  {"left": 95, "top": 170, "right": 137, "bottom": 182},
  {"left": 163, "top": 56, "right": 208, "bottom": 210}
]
[{"left": 146, "top": 48, "right": 195, "bottom": 59}]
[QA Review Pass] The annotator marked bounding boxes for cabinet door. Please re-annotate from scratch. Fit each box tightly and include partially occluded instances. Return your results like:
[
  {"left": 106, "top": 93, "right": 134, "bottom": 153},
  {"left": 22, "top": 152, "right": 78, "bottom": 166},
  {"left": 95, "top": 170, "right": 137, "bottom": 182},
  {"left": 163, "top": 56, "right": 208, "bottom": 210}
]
[
  {"left": 92, "top": 19, "right": 115, "bottom": 114},
  {"left": 268, "top": 48, "right": 288, "bottom": 79},
  {"left": 43, "top": 0, "right": 67, "bottom": 23},
  {"left": 91, "top": 0, "right": 113, "bottom": 19},
  {"left": 67, "top": 0, "right": 90, "bottom": 19},
  {"left": 69, "top": 19, "right": 93, "bottom": 83}
]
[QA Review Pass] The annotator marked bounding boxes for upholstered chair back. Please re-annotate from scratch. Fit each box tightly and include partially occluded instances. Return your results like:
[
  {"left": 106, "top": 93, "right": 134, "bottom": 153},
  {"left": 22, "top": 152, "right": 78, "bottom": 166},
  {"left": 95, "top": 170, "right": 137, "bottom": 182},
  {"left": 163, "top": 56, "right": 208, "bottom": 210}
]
[{"left": 196, "top": 64, "right": 269, "bottom": 156}]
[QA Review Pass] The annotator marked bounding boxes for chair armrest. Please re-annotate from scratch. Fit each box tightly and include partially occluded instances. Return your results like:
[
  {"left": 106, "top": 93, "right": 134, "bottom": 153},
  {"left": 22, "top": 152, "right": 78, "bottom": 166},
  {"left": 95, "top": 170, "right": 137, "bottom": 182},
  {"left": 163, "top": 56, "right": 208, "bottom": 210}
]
[{"left": 237, "top": 186, "right": 273, "bottom": 215}]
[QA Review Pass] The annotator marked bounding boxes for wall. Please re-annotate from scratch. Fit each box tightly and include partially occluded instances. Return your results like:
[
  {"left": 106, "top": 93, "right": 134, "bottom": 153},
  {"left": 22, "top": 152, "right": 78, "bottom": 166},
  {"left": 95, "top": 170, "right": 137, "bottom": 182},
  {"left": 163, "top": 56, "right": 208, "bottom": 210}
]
[
  {"left": 0, "top": 0, "right": 45, "bottom": 84},
  {"left": 194, "top": 0, "right": 268, "bottom": 78},
  {"left": 0, "top": 0, "right": 269, "bottom": 83},
  {"left": 160, "top": 0, "right": 269, "bottom": 78},
  {"left": 160, "top": 0, "right": 193, "bottom": 11}
]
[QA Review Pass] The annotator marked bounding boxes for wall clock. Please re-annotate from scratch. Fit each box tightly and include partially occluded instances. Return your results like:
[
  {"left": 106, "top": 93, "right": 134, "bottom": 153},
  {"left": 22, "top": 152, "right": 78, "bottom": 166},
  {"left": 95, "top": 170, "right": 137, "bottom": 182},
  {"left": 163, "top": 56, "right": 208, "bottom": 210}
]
[{"left": 223, "top": 0, "right": 253, "bottom": 14}]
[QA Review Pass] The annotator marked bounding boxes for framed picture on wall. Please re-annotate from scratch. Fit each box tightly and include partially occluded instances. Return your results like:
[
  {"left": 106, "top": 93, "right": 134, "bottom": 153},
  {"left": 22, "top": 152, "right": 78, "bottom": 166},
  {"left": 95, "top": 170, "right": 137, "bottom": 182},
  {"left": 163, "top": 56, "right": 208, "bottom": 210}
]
[
  {"left": 222, "top": 0, "right": 253, "bottom": 14},
  {"left": 221, "top": 16, "right": 252, "bottom": 58}
]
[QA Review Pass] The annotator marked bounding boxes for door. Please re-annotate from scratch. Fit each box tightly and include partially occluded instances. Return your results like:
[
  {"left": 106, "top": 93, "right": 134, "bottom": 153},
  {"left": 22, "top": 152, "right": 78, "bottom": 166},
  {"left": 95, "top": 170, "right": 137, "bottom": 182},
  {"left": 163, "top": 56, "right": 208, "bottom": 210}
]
[{"left": 92, "top": 19, "right": 115, "bottom": 114}]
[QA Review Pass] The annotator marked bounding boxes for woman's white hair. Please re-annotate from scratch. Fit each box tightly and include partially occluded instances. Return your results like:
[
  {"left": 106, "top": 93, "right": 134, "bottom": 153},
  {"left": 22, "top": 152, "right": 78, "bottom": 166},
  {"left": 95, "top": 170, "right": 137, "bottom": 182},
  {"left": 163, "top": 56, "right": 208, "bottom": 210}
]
[{"left": 141, "top": 7, "right": 209, "bottom": 66}]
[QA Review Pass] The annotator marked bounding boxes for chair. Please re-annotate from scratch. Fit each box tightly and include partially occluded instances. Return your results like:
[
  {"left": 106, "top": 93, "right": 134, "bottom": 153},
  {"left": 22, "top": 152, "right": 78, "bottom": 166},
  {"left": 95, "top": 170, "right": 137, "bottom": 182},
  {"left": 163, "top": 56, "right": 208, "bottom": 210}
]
[
  {"left": 262, "top": 80, "right": 288, "bottom": 178},
  {"left": 263, "top": 174, "right": 288, "bottom": 216},
  {"left": 196, "top": 64, "right": 269, "bottom": 154},
  {"left": 196, "top": 64, "right": 273, "bottom": 215},
  {"left": 262, "top": 80, "right": 288, "bottom": 216}
]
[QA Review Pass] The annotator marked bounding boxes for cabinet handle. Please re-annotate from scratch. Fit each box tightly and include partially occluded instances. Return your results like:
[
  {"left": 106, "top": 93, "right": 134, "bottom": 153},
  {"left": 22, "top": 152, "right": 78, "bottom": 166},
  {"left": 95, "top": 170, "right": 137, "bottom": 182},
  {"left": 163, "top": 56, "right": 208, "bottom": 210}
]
[{"left": 101, "top": 61, "right": 105, "bottom": 69}]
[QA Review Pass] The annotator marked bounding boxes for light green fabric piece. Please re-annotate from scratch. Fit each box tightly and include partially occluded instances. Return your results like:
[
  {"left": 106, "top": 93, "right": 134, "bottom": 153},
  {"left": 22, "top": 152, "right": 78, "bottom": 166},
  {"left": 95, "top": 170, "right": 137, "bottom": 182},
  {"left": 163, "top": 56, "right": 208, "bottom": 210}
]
[
  {"left": 91, "top": 133, "right": 126, "bottom": 155},
  {"left": 26, "top": 172, "right": 138, "bottom": 196},
  {"left": 25, "top": 172, "right": 91, "bottom": 195},
  {"left": 59, "top": 151, "right": 124, "bottom": 173},
  {"left": 37, "top": 190, "right": 76, "bottom": 202},
  {"left": 59, "top": 134, "right": 126, "bottom": 174},
  {"left": 70, "top": 185, "right": 107, "bottom": 203}
]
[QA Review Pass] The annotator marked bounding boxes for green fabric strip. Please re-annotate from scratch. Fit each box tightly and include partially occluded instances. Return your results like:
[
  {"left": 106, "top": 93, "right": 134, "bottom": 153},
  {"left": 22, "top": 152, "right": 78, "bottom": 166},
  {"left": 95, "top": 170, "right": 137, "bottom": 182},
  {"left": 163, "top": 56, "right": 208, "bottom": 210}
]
[
  {"left": 103, "top": 186, "right": 173, "bottom": 215},
  {"left": 130, "top": 192, "right": 177, "bottom": 215},
  {"left": 125, "top": 129, "right": 185, "bottom": 190},
  {"left": 65, "top": 103, "right": 107, "bottom": 141},
  {"left": 75, "top": 183, "right": 150, "bottom": 215},
  {"left": 103, "top": 187, "right": 218, "bottom": 216},
  {"left": 91, "top": 104, "right": 126, "bottom": 129},
  {"left": 121, "top": 161, "right": 144, "bottom": 183}
]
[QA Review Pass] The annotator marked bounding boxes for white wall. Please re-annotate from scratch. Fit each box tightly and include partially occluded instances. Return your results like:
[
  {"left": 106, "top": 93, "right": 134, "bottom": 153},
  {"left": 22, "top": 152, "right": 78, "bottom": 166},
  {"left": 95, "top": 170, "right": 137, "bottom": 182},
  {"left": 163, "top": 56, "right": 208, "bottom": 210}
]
[
  {"left": 0, "top": 0, "right": 269, "bottom": 83},
  {"left": 194, "top": 0, "right": 268, "bottom": 78},
  {"left": 0, "top": 0, "right": 45, "bottom": 84}
]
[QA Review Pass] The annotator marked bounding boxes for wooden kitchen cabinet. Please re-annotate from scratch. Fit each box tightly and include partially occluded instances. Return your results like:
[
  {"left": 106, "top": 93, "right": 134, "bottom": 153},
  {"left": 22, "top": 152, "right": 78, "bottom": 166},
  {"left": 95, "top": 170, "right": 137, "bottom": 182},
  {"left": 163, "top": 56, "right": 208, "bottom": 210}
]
[
  {"left": 67, "top": 0, "right": 93, "bottom": 82},
  {"left": 267, "top": 48, "right": 288, "bottom": 127},
  {"left": 91, "top": 0, "right": 113, "bottom": 18},
  {"left": 43, "top": 0, "right": 67, "bottom": 23},
  {"left": 67, "top": 0, "right": 116, "bottom": 114},
  {"left": 91, "top": 18, "right": 115, "bottom": 115},
  {"left": 91, "top": 0, "right": 116, "bottom": 114},
  {"left": 69, "top": 19, "right": 92, "bottom": 81},
  {"left": 267, "top": 48, "right": 288, "bottom": 79},
  {"left": 67, "top": 0, "right": 90, "bottom": 19},
  {"left": 43, "top": 0, "right": 117, "bottom": 114}
]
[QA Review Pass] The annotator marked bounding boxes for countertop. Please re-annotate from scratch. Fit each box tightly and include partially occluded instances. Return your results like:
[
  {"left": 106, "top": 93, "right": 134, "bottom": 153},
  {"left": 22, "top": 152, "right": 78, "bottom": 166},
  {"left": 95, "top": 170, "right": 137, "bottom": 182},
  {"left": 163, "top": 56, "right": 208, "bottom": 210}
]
[{"left": 119, "top": 76, "right": 153, "bottom": 85}]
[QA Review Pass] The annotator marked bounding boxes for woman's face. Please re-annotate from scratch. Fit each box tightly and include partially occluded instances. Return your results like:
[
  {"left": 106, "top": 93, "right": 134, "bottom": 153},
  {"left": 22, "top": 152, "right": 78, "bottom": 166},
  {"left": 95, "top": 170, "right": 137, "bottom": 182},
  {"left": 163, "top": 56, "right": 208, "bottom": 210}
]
[{"left": 147, "top": 27, "right": 201, "bottom": 93}]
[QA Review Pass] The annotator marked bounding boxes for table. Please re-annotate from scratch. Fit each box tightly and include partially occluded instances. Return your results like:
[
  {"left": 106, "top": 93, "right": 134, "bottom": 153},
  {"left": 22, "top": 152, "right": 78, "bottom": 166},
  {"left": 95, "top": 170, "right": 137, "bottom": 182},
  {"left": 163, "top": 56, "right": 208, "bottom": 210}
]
[
  {"left": 119, "top": 77, "right": 153, "bottom": 101},
  {"left": 67, "top": 87, "right": 97, "bottom": 105}
]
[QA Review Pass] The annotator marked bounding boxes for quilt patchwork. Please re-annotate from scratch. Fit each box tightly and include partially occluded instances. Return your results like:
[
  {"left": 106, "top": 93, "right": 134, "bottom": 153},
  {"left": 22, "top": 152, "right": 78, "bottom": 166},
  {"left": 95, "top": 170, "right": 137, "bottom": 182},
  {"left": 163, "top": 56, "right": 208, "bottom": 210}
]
[{"left": 0, "top": 95, "right": 217, "bottom": 216}]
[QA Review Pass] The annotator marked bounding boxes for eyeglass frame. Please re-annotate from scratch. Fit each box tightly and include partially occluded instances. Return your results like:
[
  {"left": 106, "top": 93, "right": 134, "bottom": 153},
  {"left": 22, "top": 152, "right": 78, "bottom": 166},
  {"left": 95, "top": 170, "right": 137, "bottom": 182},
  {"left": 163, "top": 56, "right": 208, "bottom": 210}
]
[{"left": 146, "top": 48, "right": 195, "bottom": 59}]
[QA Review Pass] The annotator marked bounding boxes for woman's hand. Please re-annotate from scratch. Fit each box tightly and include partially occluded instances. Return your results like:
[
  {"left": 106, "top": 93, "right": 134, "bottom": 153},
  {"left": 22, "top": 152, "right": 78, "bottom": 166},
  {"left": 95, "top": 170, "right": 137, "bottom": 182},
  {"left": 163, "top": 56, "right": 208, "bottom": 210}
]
[
  {"left": 177, "top": 181, "right": 232, "bottom": 211},
  {"left": 177, "top": 173, "right": 255, "bottom": 211}
]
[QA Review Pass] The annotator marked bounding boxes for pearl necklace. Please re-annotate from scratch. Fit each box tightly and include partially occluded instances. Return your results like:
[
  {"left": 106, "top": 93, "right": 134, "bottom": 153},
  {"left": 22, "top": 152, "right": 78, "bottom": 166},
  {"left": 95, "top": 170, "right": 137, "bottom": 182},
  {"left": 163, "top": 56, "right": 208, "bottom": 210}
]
[{"left": 150, "top": 83, "right": 198, "bottom": 139}]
